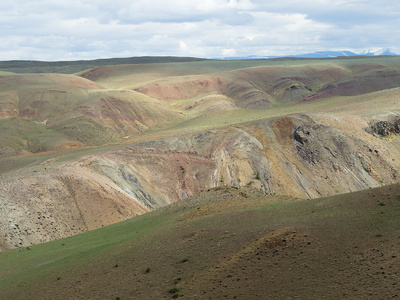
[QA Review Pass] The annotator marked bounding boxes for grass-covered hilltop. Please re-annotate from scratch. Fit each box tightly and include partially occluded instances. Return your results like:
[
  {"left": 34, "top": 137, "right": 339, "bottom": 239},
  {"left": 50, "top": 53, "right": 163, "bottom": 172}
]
[{"left": 0, "top": 55, "right": 400, "bottom": 299}]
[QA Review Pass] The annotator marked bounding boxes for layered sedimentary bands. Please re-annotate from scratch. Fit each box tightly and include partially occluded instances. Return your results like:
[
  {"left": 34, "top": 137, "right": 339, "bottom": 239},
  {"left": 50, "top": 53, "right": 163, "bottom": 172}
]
[{"left": 0, "top": 57, "right": 400, "bottom": 250}]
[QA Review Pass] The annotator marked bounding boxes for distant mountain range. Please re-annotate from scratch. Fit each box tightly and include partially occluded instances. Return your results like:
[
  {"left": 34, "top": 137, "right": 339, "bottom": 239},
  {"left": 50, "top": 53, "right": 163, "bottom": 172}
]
[{"left": 219, "top": 48, "right": 399, "bottom": 60}]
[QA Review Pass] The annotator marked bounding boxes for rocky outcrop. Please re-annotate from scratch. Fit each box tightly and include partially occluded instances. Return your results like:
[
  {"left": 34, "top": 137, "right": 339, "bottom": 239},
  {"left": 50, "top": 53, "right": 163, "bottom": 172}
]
[{"left": 369, "top": 118, "right": 400, "bottom": 136}]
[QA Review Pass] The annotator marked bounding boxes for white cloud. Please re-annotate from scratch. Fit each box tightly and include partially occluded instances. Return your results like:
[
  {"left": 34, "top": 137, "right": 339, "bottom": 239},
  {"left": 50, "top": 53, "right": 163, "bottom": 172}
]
[
  {"left": 222, "top": 48, "right": 237, "bottom": 56},
  {"left": 0, "top": 0, "right": 399, "bottom": 60}
]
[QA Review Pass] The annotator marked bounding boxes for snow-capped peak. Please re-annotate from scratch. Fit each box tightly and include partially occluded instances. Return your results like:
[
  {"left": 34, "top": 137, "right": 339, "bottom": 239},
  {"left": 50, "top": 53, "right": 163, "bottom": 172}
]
[{"left": 360, "top": 48, "right": 397, "bottom": 56}]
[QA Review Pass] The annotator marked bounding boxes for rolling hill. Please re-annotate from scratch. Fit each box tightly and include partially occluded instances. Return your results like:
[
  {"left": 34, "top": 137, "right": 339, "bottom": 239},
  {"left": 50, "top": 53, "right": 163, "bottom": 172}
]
[{"left": 0, "top": 56, "right": 399, "bottom": 256}]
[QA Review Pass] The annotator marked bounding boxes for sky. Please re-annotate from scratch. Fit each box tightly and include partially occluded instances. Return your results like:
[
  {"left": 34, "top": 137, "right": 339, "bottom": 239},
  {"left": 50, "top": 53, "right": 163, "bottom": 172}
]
[{"left": 1, "top": 0, "right": 400, "bottom": 61}]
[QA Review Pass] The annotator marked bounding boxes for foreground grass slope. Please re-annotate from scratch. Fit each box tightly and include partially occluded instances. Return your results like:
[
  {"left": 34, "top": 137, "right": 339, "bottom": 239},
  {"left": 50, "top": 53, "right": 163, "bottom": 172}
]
[{"left": 1, "top": 184, "right": 400, "bottom": 299}]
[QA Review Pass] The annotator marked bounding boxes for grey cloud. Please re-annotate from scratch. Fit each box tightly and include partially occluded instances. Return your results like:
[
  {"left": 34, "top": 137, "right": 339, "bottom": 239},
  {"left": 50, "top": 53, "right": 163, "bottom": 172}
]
[
  {"left": 252, "top": 0, "right": 400, "bottom": 26},
  {"left": 215, "top": 11, "right": 254, "bottom": 26},
  {"left": 0, "top": 0, "right": 399, "bottom": 60},
  {"left": 115, "top": 1, "right": 254, "bottom": 25}
]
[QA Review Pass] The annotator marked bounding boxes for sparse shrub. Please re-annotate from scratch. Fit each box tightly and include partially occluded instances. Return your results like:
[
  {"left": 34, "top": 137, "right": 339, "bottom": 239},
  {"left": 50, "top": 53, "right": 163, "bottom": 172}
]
[
  {"left": 168, "top": 287, "right": 180, "bottom": 294},
  {"left": 145, "top": 267, "right": 151, "bottom": 273},
  {"left": 174, "top": 277, "right": 182, "bottom": 284},
  {"left": 181, "top": 258, "right": 189, "bottom": 263},
  {"left": 255, "top": 171, "right": 260, "bottom": 180}
]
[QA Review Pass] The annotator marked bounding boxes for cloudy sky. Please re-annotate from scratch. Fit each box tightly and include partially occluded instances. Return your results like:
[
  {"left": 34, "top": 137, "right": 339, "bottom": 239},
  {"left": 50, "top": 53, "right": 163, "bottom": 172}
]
[{"left": 1, "top": 0, "right": 400, "bottom": 61}]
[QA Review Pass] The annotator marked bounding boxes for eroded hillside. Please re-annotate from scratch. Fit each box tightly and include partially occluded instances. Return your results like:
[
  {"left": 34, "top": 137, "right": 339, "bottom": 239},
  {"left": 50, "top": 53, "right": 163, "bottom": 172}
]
[
  {"left": 0, "top": 57, "right": 400, "bottom": 250},
  {"left": 1, "top": 112, "right": 399, "bottom": 250}
]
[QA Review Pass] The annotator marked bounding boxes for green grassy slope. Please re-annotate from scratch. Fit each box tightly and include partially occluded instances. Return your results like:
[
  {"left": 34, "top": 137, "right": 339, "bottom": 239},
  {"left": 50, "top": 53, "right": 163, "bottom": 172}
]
[
  {"left": 0, "top": 57, "right": 206, "bottom": 74},
  {"left": 1, "top": 184, "right": 399, "bottom": 299}
]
